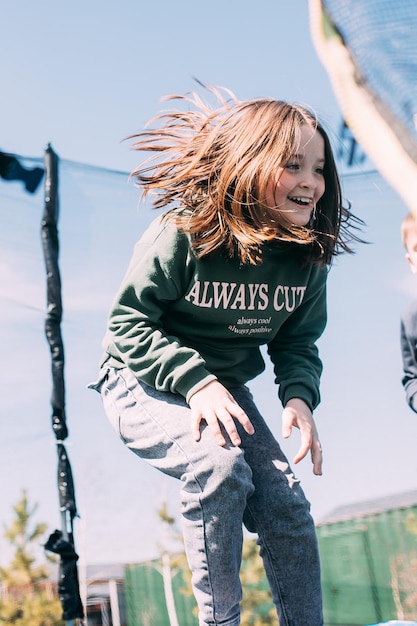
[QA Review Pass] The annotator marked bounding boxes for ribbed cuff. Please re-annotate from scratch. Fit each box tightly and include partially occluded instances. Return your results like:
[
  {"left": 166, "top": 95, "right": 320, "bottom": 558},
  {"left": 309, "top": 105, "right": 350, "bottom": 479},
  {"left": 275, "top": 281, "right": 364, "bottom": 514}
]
[
  {"left": 173, "top": 366, "right": 217, "bottom": 403},
  {"left": 184, "top": 375, "right": 218, "bottom": 404},
  {"left": 280, "top": 382, "right": 318, "bottom": 412}
]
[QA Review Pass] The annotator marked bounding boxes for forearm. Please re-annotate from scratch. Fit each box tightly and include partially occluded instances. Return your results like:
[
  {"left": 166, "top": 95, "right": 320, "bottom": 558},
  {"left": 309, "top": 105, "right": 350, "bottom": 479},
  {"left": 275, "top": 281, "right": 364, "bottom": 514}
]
[
  {"left": 269, "top": 340, "right": 323, "bottom": 411},
  {"left": 268, "top": 270, "right": 326, "bottom": 411},
  {"left": 106, "top": 314, "right": 215, "bottom": 399}
]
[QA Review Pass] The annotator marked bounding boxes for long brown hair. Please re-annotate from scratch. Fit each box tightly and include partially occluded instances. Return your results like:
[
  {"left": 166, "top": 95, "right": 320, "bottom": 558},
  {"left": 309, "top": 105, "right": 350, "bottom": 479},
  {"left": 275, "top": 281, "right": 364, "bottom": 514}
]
[{"left": 129, "top": 85, "right": 361, "bottom": 266}]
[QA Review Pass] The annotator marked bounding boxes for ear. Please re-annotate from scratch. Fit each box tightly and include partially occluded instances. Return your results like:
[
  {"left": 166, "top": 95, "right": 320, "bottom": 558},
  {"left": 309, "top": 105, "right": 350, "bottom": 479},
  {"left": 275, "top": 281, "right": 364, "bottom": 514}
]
[{"left": 406, "top": 252, "right": 417, "bottom": 274}]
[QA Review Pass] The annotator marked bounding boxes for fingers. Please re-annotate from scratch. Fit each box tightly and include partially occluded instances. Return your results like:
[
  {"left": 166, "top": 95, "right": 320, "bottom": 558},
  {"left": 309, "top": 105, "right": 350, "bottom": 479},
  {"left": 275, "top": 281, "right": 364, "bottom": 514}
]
[
  {"left": 281, "top": 406, "right": 295, "bottom": 439},
  {"left": 293, "top": 430, "right": 323, "bottom": 475},
  {"left": 191, "top": 413, "right": 204, "bottom": 442},
  {"left": 192, "top": 401, "right": 254, "bottom": 447},
  {"left": 311, "top": 437, "right": 323, "bottom": 476},
  {"left": 189, "top": 381, "right": 255, "bottom": 447},
  {"left": 293, "top": 429, "right": 311, "bottom": 465},
  {"left": 282, "top": 401, "right": 323, "bottom": 476},
  {"left": 192, "top": 408, "right": 227, "bottom": 446},
  {"left": 224, "top": 399, "right": 255, "bottom": 437},
  {"left": 208, "top": 407, "right": 241, "bottom": 447}
]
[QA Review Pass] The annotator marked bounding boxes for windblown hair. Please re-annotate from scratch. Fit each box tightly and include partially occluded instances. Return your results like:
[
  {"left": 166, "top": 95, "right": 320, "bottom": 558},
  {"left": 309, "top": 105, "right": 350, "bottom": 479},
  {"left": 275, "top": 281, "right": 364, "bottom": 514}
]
[{"left": 129, "top": 85, "right": 361, "bottom": 266}]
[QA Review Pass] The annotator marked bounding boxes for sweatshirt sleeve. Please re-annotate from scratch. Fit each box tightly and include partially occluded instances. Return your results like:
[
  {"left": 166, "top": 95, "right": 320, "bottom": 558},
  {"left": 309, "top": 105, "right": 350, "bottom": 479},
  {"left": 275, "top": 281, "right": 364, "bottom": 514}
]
[
  {"left": 267, "top": 266, "right": 327, "bottom": 411},
  {"left": 102, "top": 218, "right": 216, "bottom": 401},
  {"left": 400, "top": 303, "right": 417, "bottom": 413}
]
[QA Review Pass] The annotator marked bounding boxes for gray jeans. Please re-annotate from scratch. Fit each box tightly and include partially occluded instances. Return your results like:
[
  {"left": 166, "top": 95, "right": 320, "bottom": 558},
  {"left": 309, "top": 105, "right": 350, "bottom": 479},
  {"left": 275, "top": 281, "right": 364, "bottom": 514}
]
[{"left": 89, "top": 365, "right": 323, "bottom": 626}]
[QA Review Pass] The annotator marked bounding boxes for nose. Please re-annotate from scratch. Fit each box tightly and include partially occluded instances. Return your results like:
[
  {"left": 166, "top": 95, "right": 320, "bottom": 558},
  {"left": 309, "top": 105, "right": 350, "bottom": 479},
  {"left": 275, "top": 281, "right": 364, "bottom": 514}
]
[{"left": 300, "top": 171, "right": 316, "bottom": 189}]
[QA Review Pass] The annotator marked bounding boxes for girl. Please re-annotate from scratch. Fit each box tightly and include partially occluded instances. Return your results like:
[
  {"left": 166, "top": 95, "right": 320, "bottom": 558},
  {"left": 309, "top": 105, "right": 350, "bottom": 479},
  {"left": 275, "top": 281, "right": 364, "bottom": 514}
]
[{"left": 89, "top": 86, "right": 359, "bottom": 626}]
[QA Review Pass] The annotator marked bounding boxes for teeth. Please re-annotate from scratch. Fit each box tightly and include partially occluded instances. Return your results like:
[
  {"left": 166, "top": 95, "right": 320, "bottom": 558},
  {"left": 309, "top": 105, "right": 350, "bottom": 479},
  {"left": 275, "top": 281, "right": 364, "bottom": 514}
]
[{"left": 290, "top": 196, "right": 311, "bottom": 204}]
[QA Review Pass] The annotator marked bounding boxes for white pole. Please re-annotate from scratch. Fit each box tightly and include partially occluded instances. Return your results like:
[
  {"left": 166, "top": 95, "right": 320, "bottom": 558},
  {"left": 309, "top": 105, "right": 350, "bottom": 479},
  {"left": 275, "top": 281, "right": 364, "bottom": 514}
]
[
  {"left": 162, "top": 553, "right": 179, "bottom": 626},
  {"left": 108, "top": 579, "right": 121, "bottom": 626}
]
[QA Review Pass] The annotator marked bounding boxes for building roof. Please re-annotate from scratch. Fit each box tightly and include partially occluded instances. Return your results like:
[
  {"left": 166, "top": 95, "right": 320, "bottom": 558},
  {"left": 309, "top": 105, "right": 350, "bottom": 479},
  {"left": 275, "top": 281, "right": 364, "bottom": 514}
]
[
  {"left": 86, "top": 562, "right": 125, "bottom": 583},
  {"left": 318, "top": 489, "right": 417, "bottom": 525}
]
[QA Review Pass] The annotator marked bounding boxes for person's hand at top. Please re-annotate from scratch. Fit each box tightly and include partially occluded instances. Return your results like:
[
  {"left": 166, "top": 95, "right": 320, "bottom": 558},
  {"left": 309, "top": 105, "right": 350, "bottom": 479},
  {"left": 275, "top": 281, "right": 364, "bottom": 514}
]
[
  {"left": 282, "top": 397, "right": 323, "bottom": 475},
  {"left": 189, "top": 380, "right": 255, "bottom": 447}
]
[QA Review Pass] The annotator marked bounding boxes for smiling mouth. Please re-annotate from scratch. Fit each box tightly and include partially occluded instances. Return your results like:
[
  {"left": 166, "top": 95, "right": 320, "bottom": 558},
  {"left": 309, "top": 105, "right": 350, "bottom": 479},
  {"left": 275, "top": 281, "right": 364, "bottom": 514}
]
[{"left": 288, "top": 196, "right": 313, "bottom": 207}]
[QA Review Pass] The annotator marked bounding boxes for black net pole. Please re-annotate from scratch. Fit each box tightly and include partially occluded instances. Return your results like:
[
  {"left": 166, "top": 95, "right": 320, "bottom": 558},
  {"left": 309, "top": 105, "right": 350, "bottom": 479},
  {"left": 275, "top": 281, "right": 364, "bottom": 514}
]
[{"left": 41, "top": 144, "right": 84, "bottom": 624}]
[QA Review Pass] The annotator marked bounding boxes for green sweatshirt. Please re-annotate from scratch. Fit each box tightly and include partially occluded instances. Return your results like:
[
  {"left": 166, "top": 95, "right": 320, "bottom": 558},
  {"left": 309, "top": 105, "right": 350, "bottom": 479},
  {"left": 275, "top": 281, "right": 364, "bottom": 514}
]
[{"left": 101, "top": 215, "right": 328, "bottom": 410}]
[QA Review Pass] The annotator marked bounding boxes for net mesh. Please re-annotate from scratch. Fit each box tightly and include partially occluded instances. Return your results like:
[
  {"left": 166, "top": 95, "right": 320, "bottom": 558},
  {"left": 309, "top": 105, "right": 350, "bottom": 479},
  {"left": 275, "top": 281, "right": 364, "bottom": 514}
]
[{"left": 309, "top": 0, "right": 417, "bottom": 214}]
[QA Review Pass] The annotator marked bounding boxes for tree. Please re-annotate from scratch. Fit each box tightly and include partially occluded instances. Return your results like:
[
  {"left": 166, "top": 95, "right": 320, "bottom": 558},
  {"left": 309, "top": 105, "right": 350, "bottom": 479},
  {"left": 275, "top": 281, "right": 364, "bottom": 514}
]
[
  {"left": 0, "top": 490, "right": 64, "bottom": 626},
  {"left": 240, "top": 538, "right": 278, "bottom": 626}
]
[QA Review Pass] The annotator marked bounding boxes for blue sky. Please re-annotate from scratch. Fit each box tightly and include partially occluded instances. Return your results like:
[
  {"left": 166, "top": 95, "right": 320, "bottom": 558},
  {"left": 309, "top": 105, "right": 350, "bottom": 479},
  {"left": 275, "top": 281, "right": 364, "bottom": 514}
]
[
  {"left": 1, "top": 0, "right": 417, "bottom": 568},
  {"left": 1, "top": 1, "right": 342, "bottom": 171}
]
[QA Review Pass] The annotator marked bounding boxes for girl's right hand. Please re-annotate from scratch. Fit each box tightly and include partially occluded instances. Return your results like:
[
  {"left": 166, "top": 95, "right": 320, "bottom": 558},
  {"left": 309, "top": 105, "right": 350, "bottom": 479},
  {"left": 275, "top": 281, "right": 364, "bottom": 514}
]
[{"left": 188, "top": 380, "right": 255, "bottom": 447}]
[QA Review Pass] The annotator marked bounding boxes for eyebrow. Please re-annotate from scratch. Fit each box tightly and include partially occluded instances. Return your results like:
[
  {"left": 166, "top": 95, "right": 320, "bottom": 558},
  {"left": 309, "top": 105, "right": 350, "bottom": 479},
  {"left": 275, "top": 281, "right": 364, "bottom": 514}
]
[{"left": 290, "top": 152, "right": 325, "bottom": 163}]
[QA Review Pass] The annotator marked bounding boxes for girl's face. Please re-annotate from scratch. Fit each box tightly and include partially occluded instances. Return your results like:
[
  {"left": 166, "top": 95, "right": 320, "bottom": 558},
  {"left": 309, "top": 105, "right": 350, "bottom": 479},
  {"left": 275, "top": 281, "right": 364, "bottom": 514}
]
[{"left": 265, "top": 125, "right": 326, "bottom": 227}]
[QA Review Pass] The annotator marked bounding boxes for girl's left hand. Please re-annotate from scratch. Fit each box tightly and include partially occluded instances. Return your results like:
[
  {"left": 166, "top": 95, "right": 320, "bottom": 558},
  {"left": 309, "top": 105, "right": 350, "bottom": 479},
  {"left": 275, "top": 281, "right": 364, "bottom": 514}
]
[{"left": 281, "top": 398, "right": 323, "bottom": 475}]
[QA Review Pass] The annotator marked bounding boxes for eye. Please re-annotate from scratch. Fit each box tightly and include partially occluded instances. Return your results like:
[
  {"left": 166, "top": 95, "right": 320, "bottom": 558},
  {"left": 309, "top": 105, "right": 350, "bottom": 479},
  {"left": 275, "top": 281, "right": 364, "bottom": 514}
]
[
  {"left": 315, "top": 166, "right": 325, "bottom": 175},
  {"left": 285, "top": 162, "right": 300, "bottom": 171}
]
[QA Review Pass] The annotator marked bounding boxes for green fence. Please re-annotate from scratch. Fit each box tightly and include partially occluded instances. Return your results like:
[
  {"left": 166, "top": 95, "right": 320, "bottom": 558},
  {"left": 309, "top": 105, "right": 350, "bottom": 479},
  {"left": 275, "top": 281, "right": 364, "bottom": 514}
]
[
  {"left": 317, "top": 505, "right": 417, "bottom": 625},
  {"left": 123, "top": 501, "right": 417, "bottom": 626},
  {"left": 124, "top": 560, "right": 199, "bottom": 626}
]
